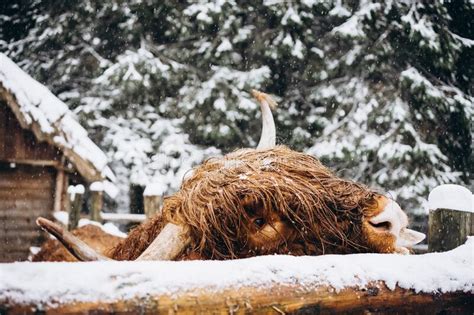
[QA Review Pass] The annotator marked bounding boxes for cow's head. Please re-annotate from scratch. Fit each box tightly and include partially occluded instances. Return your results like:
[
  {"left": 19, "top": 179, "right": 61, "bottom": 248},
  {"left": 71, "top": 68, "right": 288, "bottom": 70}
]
[
  {"left": 36, "top": 90, "right": 424, "bottom": 261},
  {"left": 152, "top": 146, "right": 425, "bottom": 259}
]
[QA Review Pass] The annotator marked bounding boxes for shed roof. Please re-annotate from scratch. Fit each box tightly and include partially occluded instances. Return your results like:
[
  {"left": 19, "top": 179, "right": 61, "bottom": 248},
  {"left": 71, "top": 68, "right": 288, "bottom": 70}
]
[{"left": 0, "top": 53, "right": 114, "bottom": 182}]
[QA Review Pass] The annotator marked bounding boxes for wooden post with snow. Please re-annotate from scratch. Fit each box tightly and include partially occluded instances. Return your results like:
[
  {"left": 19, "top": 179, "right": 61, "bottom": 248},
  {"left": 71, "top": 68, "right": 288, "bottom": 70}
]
[
  {"left": 67, "top": 185, "right": 84, "bottom": 231},
  {"left": 90, "top": 182, "right": 104, "bottom": 223},
  {"left": 143, "top": 183, "right": 164, "bottom": 219},
  {"left": 428, "top": 184, "right": 473, "bottom": 252}
]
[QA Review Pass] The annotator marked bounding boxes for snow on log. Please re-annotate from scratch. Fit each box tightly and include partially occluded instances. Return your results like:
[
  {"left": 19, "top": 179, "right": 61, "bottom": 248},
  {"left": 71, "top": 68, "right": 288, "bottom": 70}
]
[
  {"left": 1, "top": 238, "right": 473, "bottom": 313},
  {"left": 428, "top": 184, "right": 472, "bottom": 213},
  {"left": 89, "top": 181, "right": 119, "bottom": 199},
  {"left": 428, "top": 184, "right": 473, "bottom": 253},
  {"left": 143, "top": 183, "right": 167, "bottom": 197},
  {"left": 143, "top": 183, "right": 165, "bottom": 218},
  {"left": 67, "top": 185, "right": 84, "bottom": 230}
]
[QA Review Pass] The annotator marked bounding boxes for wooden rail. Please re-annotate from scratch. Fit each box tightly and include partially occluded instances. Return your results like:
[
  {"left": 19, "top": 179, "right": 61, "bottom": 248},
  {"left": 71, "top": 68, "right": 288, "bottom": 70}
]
[
  {"left": 100, "top": 212, "right": 146, "bottom": 223},
  {"left": 2, "top": 282, "right": 472, "bottom": 314},
  {"left": 64, "top": 183, "right": 156, "bottom": 229}
]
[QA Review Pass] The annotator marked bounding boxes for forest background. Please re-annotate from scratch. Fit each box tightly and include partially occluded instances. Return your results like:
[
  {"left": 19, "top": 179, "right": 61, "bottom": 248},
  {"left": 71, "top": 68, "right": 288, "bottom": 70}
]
[{"left": 1, "top": 0, "right": 472, "bottom": 226}]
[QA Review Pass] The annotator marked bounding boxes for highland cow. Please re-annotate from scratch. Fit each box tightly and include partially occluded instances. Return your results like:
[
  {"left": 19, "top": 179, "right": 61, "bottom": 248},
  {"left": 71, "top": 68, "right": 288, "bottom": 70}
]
[{"left": 36, "top": 90, "right": 425, "bottom": 262}]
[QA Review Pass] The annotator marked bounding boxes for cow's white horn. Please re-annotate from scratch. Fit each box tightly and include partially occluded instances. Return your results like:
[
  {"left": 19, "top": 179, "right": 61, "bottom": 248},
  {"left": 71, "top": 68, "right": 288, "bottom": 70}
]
[
  {"left": 36, "top": 217, "right": 191, "bottom": 261},
  {"left": 36, "top": 217, "right": 111, "bottom": 261},
  {"left": 252, "top": 89, "right": 277, "bottom": 150},
  {"left": 136, "top": 223, "right": 191, "bottom": 261}
]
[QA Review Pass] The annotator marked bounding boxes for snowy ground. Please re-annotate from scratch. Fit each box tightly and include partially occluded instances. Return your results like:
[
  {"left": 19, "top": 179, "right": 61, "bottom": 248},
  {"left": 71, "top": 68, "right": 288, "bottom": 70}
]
[{"left": 1, "top": 238, "right": 472, "bottom": 307}]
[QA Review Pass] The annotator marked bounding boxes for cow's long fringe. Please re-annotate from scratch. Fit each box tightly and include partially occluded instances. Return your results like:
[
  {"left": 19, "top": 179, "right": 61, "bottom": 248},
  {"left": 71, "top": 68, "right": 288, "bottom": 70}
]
[{"left": 111, "top": 146, "right": 381, "bottom": 260}]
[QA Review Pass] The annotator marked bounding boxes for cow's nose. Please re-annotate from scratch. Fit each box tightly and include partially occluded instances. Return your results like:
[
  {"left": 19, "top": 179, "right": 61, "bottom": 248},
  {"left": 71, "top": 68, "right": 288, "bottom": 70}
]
[
  {"left": 369, "top": 199, "right": 425, "bottom": 248},
  {"left": 368, "top": 199, "right": 403, "bottom": 234}
]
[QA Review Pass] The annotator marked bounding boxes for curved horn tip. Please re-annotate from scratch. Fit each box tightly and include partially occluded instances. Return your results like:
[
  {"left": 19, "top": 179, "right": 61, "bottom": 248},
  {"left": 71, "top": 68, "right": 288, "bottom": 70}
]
[
  {"left": 36, "top": 216, "right": 49, "bottom": 227},
  {"left": 252, "top": 89, "right": 277, "bottom": 150},
  {"left": 251, "top": 89, "right": 262, "bottom": 99},
  {"left": 251, "top": 89, "right": 277, "bottom": 109},
  {"left": 36, "top": 217, "right": 63, "bottom": 237},
  {"left": 36, "top": 216, "right": 111, "bottom": 261}
]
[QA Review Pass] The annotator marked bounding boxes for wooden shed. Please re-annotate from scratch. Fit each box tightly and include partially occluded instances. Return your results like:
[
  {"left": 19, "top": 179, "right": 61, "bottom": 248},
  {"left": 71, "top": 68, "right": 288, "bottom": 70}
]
[{"left": 0, "top": 53, "right": 114, "bottom": 262}]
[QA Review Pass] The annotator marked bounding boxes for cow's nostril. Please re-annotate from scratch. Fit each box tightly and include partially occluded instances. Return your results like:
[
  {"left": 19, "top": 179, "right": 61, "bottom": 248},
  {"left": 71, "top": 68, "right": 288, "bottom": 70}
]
[{"left": 369, "top": 221, "right": 391, "bottom": 232}]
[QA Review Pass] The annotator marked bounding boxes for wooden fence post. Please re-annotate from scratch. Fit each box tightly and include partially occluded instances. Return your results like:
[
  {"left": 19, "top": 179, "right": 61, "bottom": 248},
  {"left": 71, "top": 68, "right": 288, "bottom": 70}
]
[
  {"left": 90, "top": 182, "right": 104, "bottom": 223},
  {"left": 143, "top": 184, "right": 164, "bottom": 219},
  {"left": 428, "top": 184, "right": 473, "bottom": 252},
  {"left": 53, "top": 168, "right": 65, "bottom": 212},
  {"left": 67, "top": 185, "right": 84, "bottom": 231}
]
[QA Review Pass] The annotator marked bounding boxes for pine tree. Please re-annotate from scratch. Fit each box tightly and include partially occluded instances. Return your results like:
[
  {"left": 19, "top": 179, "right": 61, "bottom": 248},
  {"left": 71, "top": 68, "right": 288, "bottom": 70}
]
[{"left": 1, "top": 0, "right": 471, "bottom": 215}]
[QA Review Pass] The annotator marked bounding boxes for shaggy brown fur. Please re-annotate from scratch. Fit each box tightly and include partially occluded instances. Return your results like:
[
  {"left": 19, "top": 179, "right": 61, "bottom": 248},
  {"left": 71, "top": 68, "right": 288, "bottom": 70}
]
[
  {"left": 33, "top": 224, "right": 122, "bottom": 262},
  {"left": 111, "top": 146, "right": 387, "bottom": 261}
]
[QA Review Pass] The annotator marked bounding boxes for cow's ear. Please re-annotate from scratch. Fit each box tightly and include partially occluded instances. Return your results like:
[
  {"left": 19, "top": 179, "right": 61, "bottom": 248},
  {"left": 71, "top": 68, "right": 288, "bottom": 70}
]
[{"left": 396, "top": 228, "right": 425, "bottom": 248}]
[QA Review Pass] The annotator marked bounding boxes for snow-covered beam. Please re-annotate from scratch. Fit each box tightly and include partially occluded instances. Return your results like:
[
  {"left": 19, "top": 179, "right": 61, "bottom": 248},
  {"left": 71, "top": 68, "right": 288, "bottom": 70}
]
[{"left": 1, "top": 239, "right": 473, "bottom": 313}]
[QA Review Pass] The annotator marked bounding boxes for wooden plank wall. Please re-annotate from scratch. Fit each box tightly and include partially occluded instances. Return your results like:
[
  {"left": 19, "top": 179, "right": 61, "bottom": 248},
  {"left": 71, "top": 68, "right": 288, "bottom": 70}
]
[
  {"left": 0, "top": 101, "right": 60, "bottom": 261},
  {"left": 0, "top": 164, "right": 55, "bottom": 261},
  {"left": 0, "top": 102, "right": 60, "bottom": 161}
]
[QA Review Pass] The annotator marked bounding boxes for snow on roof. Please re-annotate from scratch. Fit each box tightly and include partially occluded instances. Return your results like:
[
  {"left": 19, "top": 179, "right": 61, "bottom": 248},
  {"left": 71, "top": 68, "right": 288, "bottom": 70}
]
[
  {"left": 1, "top": 238, "right": 472, "bottom": 307},
  {"left": 0, "top": 53, "right": 114, "bottom": 182}
]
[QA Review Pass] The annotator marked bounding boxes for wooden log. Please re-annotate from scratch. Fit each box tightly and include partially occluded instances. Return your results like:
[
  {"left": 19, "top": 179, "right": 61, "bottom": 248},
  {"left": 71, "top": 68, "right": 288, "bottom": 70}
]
[
  {"left": 143, "top": 183, "right": 164, "bottom": 219},
  {"left": 1, "top": 158, "right": 59, "bottom": 167},
  {"left": 428, "top": 184, "right": 473, "bottom": 252},
  {"left": 0, "top": 230, "right": 41, "bottom": 238},
  {"left": 144, "top": 195, "right": 162, "bottom": 219},
  {"left": 472, "top": 211, "right": 474, "bottom": 236},
  {"left": 0, "top": 208, "right": 52, "bottom": 218},
  {"left": 67, "top": 185, "right": 84, "bottom": 231},
  {"left": 429, "top": 209, "right": 472, "bottom": 252},
  {"left": 1, "top": 239, "right": 472, "bottom": 313},
  {"left": 53, "top": 168, "right": 65, "bottom": 212},
  {"left": 0, "top": 251, "right": 31, "bottom": 261},
  {"left": 62, "top": 173, "right": 70, "bottom": 212},
  {"left": 89, "top": 181, "right": 104, "bottom": 223},
  {"left": 1, "top": 283, "right": 472, "bottom": 314},
  {"left": 0, "top": 179, "right": 55, "bottom": 189},
  {"left": 90, "top": 191, "right": 103, "bottom": 222}
]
